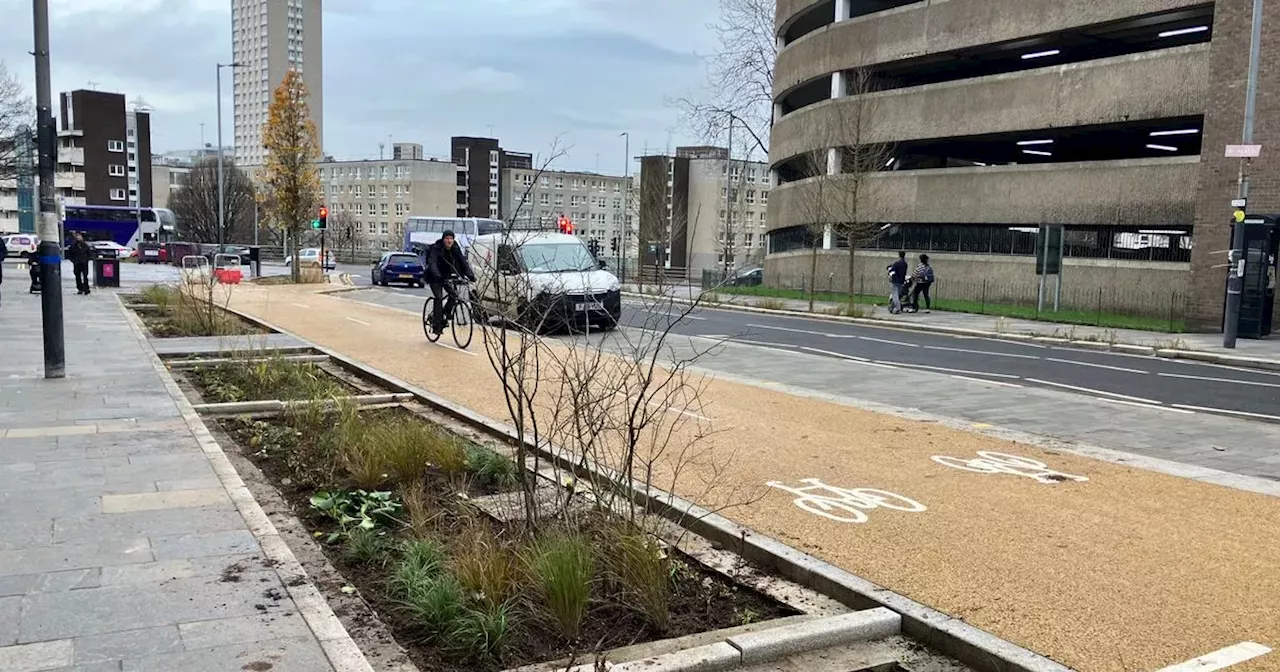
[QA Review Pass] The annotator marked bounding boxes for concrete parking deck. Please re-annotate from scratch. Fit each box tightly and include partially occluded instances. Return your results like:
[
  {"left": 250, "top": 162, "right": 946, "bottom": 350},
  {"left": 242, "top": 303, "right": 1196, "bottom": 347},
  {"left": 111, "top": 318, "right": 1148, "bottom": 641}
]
[
  {"left": 224, "top": 282, "right": 1279, "bottom": 672},
  {"left": 0, "top": 284, "right": 362, "bottom": 671}
]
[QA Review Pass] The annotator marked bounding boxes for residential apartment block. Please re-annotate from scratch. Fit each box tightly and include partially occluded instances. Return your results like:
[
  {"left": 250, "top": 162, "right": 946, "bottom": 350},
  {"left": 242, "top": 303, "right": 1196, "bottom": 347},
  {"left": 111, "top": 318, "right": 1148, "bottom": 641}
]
[
  {"left": 319, "top": 153, "right": 457, "bottom": 254},
  {"left": 501, "top": 167, "right": 634, "bottom": 257},
  {"left": 769, "top": 0, "right": 1275, "bottom": 328},
  {"left": 638, "top": 146, "right": 771, "bottom": 274},
  {"left": 232, "top": 0, "right": 323, "bottom": 167},
  {"left": 451, "top": 136, "right": 531, "bottom": 220},
  {"left": 56, "top": 89, "right": 152, "bottom": 208},
  {"left": 0, "top": 127, "right": 35, "bottom": 234}
]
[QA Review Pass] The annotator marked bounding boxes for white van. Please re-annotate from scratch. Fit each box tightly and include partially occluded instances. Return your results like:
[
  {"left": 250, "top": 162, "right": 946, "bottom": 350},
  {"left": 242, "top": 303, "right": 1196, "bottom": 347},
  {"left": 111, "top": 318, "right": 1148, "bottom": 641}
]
[{"left": 470, "top": 231, "right": 622, "bottom": 331}]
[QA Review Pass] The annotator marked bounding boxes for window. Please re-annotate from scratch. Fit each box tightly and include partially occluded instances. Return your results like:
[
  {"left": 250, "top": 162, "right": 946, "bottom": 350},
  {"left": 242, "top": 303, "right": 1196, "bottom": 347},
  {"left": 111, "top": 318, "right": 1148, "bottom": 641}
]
[
  {"left": 381, "top": 203, "right": 388, "bottom": 215},
  {"left": 107, "top": 140, "right": 124, "bottom": 152},
  {"left": 555, "top": 177, "right": 564, "bottom": 189},
  {"left": 109, "top": 189, "right": 126, "bottom": 201},
  {"left": 108, "top": 164, "right": 125, "bottom": 177},
  {"left": 540, "top": 193, "right": 550, "bottom": 206},
  {"left": 380, "top": 222, "right": 388, "bottom": 234}
]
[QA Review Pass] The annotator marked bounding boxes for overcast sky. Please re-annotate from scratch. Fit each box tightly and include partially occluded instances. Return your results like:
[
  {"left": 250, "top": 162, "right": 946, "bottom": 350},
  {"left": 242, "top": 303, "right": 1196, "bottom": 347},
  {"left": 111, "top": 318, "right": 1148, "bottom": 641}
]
[{"left": 0, "top": 0, "right": 722, "bottom": 173}]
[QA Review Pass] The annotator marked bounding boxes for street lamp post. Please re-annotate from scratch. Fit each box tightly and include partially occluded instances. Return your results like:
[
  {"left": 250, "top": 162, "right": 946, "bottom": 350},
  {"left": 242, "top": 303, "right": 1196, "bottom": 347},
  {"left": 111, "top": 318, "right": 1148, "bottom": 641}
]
[
  {"left": 32, "top": 0, "right": 64, "bottom": 378},
  {"left": 1224, "top": 0, "right": 1265, "bottom": 349},
  {"left": 216, "top": 62, "right": 242, "bottom": 254},
  {"left": 619, "top": 131, "right": 629, "bottom": 283}
]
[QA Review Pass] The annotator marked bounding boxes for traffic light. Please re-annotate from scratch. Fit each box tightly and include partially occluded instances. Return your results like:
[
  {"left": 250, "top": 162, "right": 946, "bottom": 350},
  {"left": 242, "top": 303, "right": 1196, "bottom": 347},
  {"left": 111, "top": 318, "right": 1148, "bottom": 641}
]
[
  {"left": 558, "top": 216, "right": 574, "bottom": 235},
  {"left": 317, "top": 206, "right": 328, "bottom": 230},
  {"left": 610, "top": 237, "right": 618, "bottom": 253}
]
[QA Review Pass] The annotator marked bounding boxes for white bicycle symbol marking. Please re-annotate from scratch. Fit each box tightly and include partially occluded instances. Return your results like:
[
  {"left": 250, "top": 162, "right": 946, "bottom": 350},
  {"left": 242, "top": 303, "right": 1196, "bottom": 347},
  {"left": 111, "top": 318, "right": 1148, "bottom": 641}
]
[
  {"left": 766, "top": 478, "right": 928, "bottom": 524},
  {"left": 931, "top": 451, "right": 1088, "bottom": 484}
]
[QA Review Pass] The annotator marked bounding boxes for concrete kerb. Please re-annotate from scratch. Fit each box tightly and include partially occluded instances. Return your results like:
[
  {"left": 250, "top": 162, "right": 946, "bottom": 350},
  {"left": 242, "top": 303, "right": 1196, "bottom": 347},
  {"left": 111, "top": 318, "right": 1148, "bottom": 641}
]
[
  {"left": 218, "top": 302, "right": 1075, "bottom": 672},
  {"left": 116, "top": 296, "right": 375, "bottom": 672},
  {"left": 629, "top": 292, "right": 1280, "bottom": 373},
  {"left": 191, "top": 393, "right": 413, "bottom": 415}
]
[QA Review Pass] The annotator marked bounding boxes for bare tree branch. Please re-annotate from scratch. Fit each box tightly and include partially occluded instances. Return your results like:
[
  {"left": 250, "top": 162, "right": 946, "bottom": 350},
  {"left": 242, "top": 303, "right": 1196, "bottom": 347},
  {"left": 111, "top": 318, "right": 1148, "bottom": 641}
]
[
  {"left": 169, "top": 157, "right": 257, "bottom": 244},
  {"left": 0, "top": 61, "right": 34, "bottom": 184}
]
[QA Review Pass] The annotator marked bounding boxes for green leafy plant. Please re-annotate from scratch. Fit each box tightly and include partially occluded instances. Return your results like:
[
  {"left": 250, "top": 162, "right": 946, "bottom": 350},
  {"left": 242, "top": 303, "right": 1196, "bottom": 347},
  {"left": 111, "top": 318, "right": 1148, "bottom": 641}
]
[
  {"left": 447, "top": 601, "right": 512, "bottom": 663},
  {"left": 465, "top": 445, "right": 519, "bottom": 489},
  {"left": 604, "top": 527, "right": 670, "bottom": 632},
  {"left": 389, "top": 539, "right": 448, "bottom": 598},
  {"left": 401, "top": 574, "right": 465, "bottom": 637},
  {"left": 309, "top": 489, "right": 402, "bottom": 543},
  {"left": 528, "top": 534, "right": 594, "bottom": 641},
  {"left": 342, "top": 527, "right": 391, "bottom": 567}
]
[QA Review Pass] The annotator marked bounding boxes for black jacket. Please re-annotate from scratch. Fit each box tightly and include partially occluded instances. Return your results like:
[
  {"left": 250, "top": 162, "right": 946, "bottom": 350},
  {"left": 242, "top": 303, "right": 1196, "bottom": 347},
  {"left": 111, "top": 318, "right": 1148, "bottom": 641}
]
[
  {"left": 425, "top": 239, "right": 475, "bottom": 283},
  {"left": 67, "top": 240, "right": 92, "bottom": 265}
]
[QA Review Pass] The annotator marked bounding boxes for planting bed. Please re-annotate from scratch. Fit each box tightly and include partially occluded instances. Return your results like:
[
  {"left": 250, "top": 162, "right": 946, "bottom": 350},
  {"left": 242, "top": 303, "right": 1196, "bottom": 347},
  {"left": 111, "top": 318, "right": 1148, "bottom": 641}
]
[
  {"left": 124, "top": 285, "right": 266, "bottom": 338},
  {"left": 172, "top": 358, "right": 795, "bottom": 672}
]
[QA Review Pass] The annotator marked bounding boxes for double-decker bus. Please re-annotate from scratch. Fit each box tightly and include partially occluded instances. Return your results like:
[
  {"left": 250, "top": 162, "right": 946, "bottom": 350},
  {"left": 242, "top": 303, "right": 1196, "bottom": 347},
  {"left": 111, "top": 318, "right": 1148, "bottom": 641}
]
[
  {"left": 61, "top": 205, "right": 176, "bottom": 247},
  {"left": 402, "top": 216, "right": 504, "bottom": 258}
]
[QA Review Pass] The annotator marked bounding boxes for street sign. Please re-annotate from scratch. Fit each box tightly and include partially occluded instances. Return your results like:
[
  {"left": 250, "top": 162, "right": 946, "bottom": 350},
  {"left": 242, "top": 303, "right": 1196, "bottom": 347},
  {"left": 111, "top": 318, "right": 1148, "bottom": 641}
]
[
  {"left": 1226, "top": 144, "right": 1262, "bottom": 158},
  {"left": 1232, "top": 198, "right": 1248, "bottom": 208},
  {"left": 1035, "top": 224, "right": 1064, "bottom": 276}
]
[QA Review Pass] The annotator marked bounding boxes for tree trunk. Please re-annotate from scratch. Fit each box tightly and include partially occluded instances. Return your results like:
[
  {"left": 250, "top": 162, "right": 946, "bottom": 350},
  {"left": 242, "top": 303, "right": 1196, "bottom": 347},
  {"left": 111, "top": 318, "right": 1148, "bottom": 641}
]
[
  {"left": 808, "top": 239, "right": 819, "bottom": 312},
  {"left": 847, "top": 239, "right": 857, "bottom": 307}
]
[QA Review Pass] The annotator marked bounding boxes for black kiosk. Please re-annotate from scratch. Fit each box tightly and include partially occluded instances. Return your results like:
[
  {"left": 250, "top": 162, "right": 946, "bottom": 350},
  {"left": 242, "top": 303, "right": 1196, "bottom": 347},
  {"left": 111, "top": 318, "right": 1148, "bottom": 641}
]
[{"left": 1230, "top": 215, "right": 1280, "bottom": 339}]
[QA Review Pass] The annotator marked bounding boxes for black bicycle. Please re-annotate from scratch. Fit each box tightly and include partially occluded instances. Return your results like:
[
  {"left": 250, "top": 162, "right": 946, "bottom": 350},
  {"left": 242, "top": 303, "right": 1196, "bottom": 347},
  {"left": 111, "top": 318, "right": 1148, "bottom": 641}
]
[{"left": 422, "top": 278, "right": 473, "bottom": 349}]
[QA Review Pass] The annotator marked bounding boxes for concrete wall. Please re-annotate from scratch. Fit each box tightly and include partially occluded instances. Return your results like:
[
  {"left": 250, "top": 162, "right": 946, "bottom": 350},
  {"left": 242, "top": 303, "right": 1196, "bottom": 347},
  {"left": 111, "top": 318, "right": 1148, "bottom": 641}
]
[
  {"left": 771, "top": 45, "right": 1209, "bottom": 162},
  {"left": 776, "top": 0, "right": 827, "bottom": 33},
  {"left": 774, "top": 0, "right": 1210, "bottom": 98},
  {"left": 767, "top": 157, "right": 1200, "bottom": 231},
  {"left": 764, "top": 248, "right": 1190, "bottom": 316}
]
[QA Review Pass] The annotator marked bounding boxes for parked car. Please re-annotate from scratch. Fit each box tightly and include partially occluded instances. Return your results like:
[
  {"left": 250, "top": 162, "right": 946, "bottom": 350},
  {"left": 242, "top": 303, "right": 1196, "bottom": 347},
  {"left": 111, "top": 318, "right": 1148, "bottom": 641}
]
[
  {"left": 167, "top": 241, "right": 202, "bottom": 266},
  {"left": 2, "top": 234, "right": 38, "bottom": 259},
  {"left": 371, "top": 252, "right": 425, "bottom": 287},
  {"left": 726, "top": 266, "right": 763, "bottom": 287},
  {"left": 90, "top": 240, "right": 136, "bottom": 259},
  {"left": 136, "top": 241, "right": 168, "bottom": 264},
  {"left": 285, "top": 248, "right": 336, "bottom": 270}
]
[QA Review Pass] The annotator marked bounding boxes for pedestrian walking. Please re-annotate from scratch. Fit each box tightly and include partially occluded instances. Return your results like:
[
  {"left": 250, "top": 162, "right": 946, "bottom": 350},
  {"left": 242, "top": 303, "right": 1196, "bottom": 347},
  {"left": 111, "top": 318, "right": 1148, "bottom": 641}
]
[
  {"left": 68, "top": 232, "right": 93, "bottom": 296},
  {"left": 910, "top": 254, "right": 935, "bottom": 312},
  {"left": 886, "top": 251, "right": 908, "bottom": 314},
  {"left": 0, "top": 236, "right": 7, "bottom": 307}
]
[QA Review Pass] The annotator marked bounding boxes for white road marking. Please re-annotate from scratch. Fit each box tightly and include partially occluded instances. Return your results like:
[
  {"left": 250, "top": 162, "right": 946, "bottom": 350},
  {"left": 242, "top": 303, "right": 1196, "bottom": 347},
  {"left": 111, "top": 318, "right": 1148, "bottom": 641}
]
[
  {"left": 859, "top": 335, "right": 919, "bottom": 347},
  {"left": 892, "top": 362, "right": 1020, "bottom": 379},
  {"left": 1024, "top": 378, "right": 1165, "bottom": 405},
  {"left": 798, "top": 346, "right": 870, "bottom": 362},
  {"left": 1158, "top": 372, "right": 1280, "bottom": 388},
  {"left": 733, "top": 339, "right": 800, "bottom": 351},
  {"left": 291, "top": 303, "right": 310, "bottom": 309},
  {"left": 1156, "top": 642, "right": 1271, "bottom": 672},
  {"left": 923, "top": 345, "right": 1037, "bottom": 359},
  {"left": 344, "top": 317, "right": 370, "bottom": 326},
  {"left": 651, "top": 401, "right": 710, "bottom": 422},
  {"left": 1045, "top": 357, "right": 1149, "bottom": 374},
  {"left": 950, "top": 375, "right": 1024, "bottom": 389},
  {"left": 432, "top": 342, "right": 479, "bottom": 357},
  {"left": 747, "top": 323, "right": 855, "bottom": 338},
  {"left": 1097, "top": 398, "right": 1194, "bottom": 414},
  {"left": 1171, "top": 404, "right": 1280, "bottom": 422}
]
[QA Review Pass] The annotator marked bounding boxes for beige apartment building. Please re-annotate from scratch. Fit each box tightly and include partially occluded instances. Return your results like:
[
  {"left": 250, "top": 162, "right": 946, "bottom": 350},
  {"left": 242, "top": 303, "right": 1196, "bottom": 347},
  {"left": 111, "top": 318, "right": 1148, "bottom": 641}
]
[
  {"left": 501, "top": 167, "right": 634, "bottom": 258},
  {"left": 320, "top": 149, "right": 456, "bottom": 255},
  {"left": 637, "top": 146, "right": 771, "bottom": 274},
  {"left": 232, "top": 0, "right": 323, "bottom": 167}
]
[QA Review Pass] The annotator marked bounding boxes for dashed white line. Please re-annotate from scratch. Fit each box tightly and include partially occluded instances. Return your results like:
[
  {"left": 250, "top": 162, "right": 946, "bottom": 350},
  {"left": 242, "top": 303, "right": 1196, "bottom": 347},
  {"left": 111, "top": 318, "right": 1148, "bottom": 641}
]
[
  {"left": 1156, "top": 642, "right": 1271, "bottom": 672},
  {"left": 432, "top": 342, "right": 479, "bottom": 357},
  {"left": 859, "top": 335, "right": 919, "bottom": 347},
  {"left": 797, "top": 346, "right": 870, "bottom": 362},
  {"left": 923, "top": 345, "right": 1036, "bottom": 359},
  {"left": 893, "top": 362, "right": 1020, "bottom": 379},
  {"left": 344, "top": 317, "right": 370, "bottom": 326},
  {"left": 1045, "top": 357, "right": 1149, "bottom": 374},
  {"left": 950, "top": 375, "right": 1023, "bottom": 389},
  {"left": 1158, "top": 372, "right": 1280, "bottom": 388},
  {"left": 1170, "top": 404, "right": 1280, "bottom": 422},
  {"left": 1096, "top": 398, "right": 1194, "bottom": 414},
  {"left": 1024, "top": 378, "right": 1165, "bottom": 405},
  {"left": 291, "top": 302, "right": 310, "bottom": 309},
  {"left": 747, "top": 323, "right": 855, "bottom": 338}
]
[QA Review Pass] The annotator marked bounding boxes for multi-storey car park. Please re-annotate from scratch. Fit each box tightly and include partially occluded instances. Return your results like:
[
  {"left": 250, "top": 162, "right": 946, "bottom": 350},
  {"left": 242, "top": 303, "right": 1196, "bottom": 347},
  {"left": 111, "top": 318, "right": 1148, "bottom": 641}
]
[{"left": 766, "top": 0, "right": 1280, "bottom": 330}]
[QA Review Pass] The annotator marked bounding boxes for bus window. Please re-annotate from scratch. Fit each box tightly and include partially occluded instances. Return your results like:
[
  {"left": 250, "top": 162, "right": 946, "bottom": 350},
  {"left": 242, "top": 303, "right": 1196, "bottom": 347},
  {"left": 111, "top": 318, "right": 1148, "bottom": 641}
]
[
  {"left": 462, "top": 220, "right": 477, "bottom": 236},
  {"left": 477, "top": 219, "right": 504, "bottom": 235},
  {"left": 140, "top": 210, "right": 157, "bottom": 222}
]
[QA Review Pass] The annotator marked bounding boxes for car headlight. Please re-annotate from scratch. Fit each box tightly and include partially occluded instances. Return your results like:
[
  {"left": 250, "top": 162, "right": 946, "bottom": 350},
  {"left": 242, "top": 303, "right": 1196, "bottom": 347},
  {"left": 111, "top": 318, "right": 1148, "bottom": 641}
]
[{"left": 607, "top": 280, "right": 621, "bottom": 292}]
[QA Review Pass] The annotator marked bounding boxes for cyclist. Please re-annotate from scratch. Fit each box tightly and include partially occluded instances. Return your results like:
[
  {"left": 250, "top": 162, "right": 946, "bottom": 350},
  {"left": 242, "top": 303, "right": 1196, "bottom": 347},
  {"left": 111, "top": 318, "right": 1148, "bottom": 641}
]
[{"left": 425, "top": 229, "right": 477, "bottom": 335}]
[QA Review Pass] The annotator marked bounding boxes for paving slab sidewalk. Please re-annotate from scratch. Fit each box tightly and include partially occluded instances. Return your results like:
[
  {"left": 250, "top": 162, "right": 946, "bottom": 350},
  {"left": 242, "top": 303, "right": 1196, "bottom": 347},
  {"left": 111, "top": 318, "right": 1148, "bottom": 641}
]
[
  {"left": 624, "top": 284, "right": 1280, "bottom": 365},
  {"left": 0, "top": 282, "right": 360, "bottom": 672}
]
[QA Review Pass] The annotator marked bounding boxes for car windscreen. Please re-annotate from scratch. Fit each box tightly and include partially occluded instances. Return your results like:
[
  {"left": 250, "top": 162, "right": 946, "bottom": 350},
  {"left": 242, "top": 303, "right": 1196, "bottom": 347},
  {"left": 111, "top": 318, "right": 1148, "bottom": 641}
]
[
  {"left": 518, "top": 243, "right": 597, "bottom": 273},
  {"left": 388, "top": 254, "right": 419, "bottom": 265}
]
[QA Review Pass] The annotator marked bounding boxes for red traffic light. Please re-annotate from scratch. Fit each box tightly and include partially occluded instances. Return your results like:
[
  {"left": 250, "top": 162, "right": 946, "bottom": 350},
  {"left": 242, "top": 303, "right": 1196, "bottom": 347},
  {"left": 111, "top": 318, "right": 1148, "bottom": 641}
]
[
  {"left": 558, "top": 216, "right": 574, "bottom": 235},
  {"left": 319, "top": 207, "right": 329, "bottom": 219}
]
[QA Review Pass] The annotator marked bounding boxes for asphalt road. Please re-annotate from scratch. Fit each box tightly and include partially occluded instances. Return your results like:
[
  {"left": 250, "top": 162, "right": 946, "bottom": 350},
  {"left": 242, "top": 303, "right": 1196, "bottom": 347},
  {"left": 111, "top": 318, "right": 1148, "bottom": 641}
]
[{"left": 337, "top": 285, "right": 1280, "bottom": 425}]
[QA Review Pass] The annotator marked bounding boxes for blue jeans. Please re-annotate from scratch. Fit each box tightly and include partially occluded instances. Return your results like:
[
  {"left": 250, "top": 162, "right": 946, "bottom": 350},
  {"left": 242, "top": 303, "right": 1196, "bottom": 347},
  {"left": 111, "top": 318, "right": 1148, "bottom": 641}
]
[{"left": 889, "top": 282, "right": 903, "bottom": 312}]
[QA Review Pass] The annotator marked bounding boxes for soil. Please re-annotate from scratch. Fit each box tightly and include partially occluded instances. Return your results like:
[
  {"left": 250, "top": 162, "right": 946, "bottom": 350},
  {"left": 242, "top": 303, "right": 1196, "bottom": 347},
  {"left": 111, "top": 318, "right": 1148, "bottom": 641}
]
[
  {"left": 181, "top": 362, "right": 360, "bottom": 403},
  {"left": 136, "top": 311, "right": 264, "bottom": 338},
  {"left": 214, "top": 412, "right": 795, "bottom": 672}
]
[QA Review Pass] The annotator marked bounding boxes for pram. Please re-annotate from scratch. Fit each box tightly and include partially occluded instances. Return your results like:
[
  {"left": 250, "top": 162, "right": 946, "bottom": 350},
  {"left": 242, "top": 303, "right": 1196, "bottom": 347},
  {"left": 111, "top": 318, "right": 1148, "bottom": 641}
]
[{"left": 889, "top": 278, "right": 918, "bottom": 314}]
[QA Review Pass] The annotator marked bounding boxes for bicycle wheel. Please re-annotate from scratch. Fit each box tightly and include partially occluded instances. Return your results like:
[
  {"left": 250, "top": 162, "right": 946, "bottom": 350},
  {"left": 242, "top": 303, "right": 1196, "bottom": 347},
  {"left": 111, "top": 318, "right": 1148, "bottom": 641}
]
[
  {"left": 422, "top": 297, "right": 441, "bottom": 343},
  {"left": 451, "top": 300, "right": 474, "bottom": 349}
]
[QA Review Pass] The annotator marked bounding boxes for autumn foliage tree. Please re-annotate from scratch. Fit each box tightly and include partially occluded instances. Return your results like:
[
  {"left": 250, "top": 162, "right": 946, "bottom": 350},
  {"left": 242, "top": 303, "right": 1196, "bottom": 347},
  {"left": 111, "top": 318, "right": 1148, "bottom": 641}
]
[{"left": 260, "top": 69, "right": 322, "bottom": 280}]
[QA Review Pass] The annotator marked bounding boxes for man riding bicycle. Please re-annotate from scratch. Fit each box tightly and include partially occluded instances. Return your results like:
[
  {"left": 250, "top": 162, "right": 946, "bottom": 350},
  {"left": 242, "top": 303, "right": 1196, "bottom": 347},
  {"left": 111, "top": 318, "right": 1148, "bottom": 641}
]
[{"left": 425, "top": 230, "right": 477, "bottom": 335}]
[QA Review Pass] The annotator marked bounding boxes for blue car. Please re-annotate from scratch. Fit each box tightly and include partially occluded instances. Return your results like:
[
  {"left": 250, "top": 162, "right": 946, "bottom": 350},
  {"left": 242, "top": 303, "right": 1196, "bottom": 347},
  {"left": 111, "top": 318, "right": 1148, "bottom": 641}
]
[{"left": 371, "top": 252, "right": 425, "bottom": 287}]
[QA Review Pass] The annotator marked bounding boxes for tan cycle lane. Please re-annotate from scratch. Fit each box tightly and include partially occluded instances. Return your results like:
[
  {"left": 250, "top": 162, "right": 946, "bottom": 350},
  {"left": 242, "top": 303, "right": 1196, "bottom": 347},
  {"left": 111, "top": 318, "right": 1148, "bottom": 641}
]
[{"left": 226, "top": 285, "right": 1280, "bottom": 672}]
